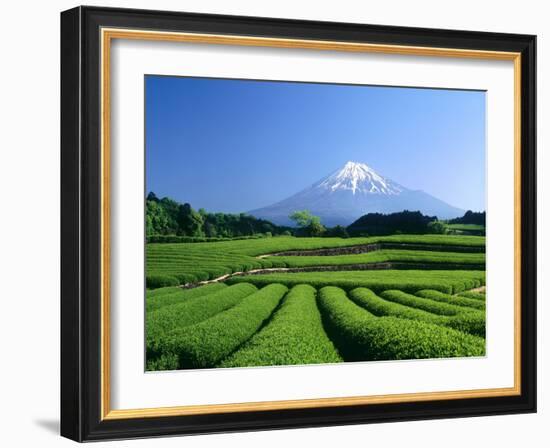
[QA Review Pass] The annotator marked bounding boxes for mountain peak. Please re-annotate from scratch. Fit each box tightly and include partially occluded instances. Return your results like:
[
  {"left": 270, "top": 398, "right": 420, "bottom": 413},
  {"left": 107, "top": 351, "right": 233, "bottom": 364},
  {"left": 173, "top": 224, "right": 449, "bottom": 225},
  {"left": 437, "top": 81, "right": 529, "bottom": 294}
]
[
  {"left": 318, "top": 161, "right": 403, "bottom": 195},
  {"left": 344, "top": 160, "right": 368, "bottom": 168},
  {"left": 247, "top": 160, "right": 464, "bottom": 226}
]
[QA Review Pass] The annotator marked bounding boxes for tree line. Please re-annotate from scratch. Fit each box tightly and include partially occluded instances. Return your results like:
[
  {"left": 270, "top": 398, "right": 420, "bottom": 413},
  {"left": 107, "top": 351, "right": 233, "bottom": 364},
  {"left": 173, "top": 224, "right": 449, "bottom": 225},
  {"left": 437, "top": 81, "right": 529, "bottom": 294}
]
[
  {"left": 147, "top": 192, "right": 485, "bottom": 240},
  {"left": 447, "top": 210, "right": 486, "bottom": 226},
  {"left": 146, "top": 192, "right": 291, "bottom": 239}
]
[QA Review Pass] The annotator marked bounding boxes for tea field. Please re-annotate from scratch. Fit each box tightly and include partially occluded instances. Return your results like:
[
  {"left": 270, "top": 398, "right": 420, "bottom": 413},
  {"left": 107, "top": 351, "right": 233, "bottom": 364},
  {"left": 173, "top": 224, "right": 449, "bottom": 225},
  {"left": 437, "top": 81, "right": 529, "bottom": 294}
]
[{"left": 145, "top": 235, "right": 486, "bottom": 370}]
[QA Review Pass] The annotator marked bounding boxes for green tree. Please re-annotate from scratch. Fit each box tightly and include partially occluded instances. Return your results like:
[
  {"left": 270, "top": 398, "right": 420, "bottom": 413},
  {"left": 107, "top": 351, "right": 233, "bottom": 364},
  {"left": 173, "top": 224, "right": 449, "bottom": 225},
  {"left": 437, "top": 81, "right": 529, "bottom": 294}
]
[
  {"left": 427, "top": 220, "right": 447, "bottom": 235},
  {"left": 289, "top": 210, "right": 325, "bottom": 237},
  {"left": 290, "top": 210, "right": 321, "bottom": 227},
  {"left": 146, "top": 191, "right": 159, "bottom": 202},
  {"left": 307, "top": 221, "right": 326, "bottom": 237},
  {"left": 146, "top": 200, "right": 175, "bottom": 235},
  {"left": 204, "top": 221, "right": 218, "bottom": 237},
  {"left": 177, "top": 203, "right": 204, "bottom": 236},
  {"left": 327, "top": 225, "right": 349, "bottom": 238}
]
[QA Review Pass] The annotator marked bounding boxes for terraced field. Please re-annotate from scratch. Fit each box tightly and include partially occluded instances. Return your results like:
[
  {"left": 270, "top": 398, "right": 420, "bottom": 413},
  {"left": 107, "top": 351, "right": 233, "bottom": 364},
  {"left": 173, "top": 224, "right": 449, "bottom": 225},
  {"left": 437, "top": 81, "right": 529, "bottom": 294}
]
[
  {"left": 145, "top": 234, "right": 486, "bottom": 370},
  {"left": 146, "top": 235, "right": 485, "bottom": 288}
]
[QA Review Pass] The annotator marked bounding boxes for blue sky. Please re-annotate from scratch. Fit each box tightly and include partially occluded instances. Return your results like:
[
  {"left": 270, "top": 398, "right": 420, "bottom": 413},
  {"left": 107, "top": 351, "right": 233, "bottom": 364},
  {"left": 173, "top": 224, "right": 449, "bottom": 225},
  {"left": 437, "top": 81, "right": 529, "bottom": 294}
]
[{"left": 146, "top": 75, "right": 486, "bottom": 213}]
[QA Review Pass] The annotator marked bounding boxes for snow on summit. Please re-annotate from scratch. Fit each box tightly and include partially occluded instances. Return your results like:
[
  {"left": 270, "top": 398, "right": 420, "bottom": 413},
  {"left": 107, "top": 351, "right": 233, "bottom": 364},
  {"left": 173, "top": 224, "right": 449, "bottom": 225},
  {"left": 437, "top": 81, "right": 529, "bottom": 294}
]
[
  {"left": 248, "top": 160, "right": 464, "bottom": 226},
  {"left": 318, "top": 161, "right": 403, "bottom": 195}
]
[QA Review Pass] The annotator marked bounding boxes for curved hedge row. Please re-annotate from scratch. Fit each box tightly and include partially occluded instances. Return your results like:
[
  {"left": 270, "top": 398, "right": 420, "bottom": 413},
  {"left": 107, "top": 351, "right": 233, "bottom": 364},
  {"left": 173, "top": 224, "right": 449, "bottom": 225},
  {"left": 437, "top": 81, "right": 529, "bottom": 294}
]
[
  {"left": 444, "top": 311, "right": 486, "bottom": 338},
  {"left": 458, "top": 291, "right": 486, "bottom": 301},
  {"left": 349, "top": 288, "right": 443, "bottom": 324},
  {"left": 276, "top": 250, "right": 486, "bottom": 268},
  {"left": 156, "top": 284, "right": 288, "bottom": 370},
  {"left": 146, "top": 283, "right": 228, "bottom": 313},
  {"left": 220, "top": 285, "right": 342, "bottom": 368},
  {"left": 227, "top": 270, "right": 485, "bottom": 295},
  {"left": 380, "top": 290, "right": 474, "bottom": 316},
  {"left": 317, "top": 287, "right": 485, "bottom": 361},
  {"left": 147, "top": 234, "right": 271, "bottom": 243},
  {"left": 146, "top": 235, "right": 485, "bottom": 289},
  {"left": 146, "top": 274, "right": 181, "bottom": 289},
  {"left": 146, "top": 283, "right": 258, "bottom": 362},
  {"left": 416, "top": 289, "right": 485, "bottom": 311},
  {"left": 146, "top": 286, "right": 182, "bottom": 298},
  {"left": 350, "top": 288, "right": 485, "bottom": 338}
]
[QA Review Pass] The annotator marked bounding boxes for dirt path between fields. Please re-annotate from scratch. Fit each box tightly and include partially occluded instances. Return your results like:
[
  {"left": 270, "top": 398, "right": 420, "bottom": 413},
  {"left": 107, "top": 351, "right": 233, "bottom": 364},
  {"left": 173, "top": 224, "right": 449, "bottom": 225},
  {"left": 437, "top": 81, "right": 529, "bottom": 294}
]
[
  {"left": 178, "top": 241, "right": 485, "bottom": 289},
  {"left": 467, "top": 286, "right": 486, "bottom": 294},
  {"left": 182, "top": 261, "right": 485, "bottom": 289}
]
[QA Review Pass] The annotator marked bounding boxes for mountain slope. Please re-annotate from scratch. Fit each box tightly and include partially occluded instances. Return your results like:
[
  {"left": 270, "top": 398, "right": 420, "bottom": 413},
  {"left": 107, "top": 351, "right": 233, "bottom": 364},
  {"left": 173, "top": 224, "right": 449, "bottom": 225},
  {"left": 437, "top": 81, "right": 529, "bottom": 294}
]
[{"left": 248, "top": 161, "right": 464, "bottom": 226}]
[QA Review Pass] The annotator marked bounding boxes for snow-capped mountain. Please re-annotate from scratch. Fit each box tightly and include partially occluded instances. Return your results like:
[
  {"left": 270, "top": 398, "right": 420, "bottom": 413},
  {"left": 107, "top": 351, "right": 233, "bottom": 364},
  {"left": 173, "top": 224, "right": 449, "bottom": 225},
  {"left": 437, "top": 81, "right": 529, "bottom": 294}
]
[
  {"left": 248, "top": 161, "right": 464, "bottom": 227},
  {"left": 317, "top": 161, "right": 404, "bottom": 196}
]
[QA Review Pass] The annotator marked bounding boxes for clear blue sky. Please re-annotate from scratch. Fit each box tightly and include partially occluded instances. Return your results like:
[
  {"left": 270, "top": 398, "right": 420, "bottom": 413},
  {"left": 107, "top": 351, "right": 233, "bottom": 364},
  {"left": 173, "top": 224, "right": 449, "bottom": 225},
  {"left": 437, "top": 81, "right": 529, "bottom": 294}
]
[{"left": 145, "top": 75, "right": 486, "bottom": 213}]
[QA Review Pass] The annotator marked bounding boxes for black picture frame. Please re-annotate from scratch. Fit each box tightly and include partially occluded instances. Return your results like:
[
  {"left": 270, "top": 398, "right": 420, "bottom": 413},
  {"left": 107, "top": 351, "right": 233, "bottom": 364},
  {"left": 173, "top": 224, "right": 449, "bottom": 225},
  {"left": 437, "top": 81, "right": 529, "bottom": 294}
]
[{"left": 61, "top": 5, "right": 536, "bottom": 442}]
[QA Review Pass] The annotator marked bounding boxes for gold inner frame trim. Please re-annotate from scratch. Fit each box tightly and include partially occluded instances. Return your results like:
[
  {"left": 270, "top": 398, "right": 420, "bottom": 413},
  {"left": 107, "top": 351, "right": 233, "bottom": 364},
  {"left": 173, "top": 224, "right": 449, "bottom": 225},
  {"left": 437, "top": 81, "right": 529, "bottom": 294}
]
[{"left": 100, "top": 27, "right": 522, "bottom": 420}]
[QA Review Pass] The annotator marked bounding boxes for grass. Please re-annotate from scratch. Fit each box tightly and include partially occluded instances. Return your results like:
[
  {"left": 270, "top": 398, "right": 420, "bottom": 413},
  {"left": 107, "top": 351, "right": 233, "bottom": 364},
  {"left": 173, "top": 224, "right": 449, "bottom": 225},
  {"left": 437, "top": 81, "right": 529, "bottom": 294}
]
[
  {"left": 220, "top": 285, "right": 342, "bottom": 368},
  {"left": 146, "top": 283, "right": 228, "bottom": 312},
  {"left": 227, "top": 270, "right": 485, "bottom": 294},
  {"left": 152, "top": 284, "right": 288, "bottom": 370},
  {"left": 317, "top": 287, "right": 485, "bottom": 361}
]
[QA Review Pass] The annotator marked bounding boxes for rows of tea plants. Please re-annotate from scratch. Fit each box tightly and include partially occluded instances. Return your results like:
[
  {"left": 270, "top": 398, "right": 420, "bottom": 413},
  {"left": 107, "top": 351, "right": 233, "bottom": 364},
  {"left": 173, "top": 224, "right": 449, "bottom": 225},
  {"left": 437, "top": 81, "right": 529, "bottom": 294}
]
[
  {"left": 148, "top": 284, "right": 288, "bottom": 370},
  {"left": 220, "top": 285, "right": 342, "bottom": 367},
  {"left": 146, "top": 235, "right": 485, "bottom": 288},
  {"left": 145, "top": 234, "right": 487, "bottom": 370},
  {"left": 146, "top": 283, "right": 228, "bottom": 312},
  {"left": 146, "top": 281, "right": 486, "bottom": 371},
  {"left": 352, "top": 289, "right": 485, "bottom": 337},
  {"left": 226, "top": 269, "right": 485, "bottom": 295},
  {"left": 146, "top": 283, "right": 258, "bottom": 364},
  {"left": 273, "top": 249, "right": 485, "bottom": 268},
  {"left": 317, "top": 287, "right": 485, "bottom": 361}
]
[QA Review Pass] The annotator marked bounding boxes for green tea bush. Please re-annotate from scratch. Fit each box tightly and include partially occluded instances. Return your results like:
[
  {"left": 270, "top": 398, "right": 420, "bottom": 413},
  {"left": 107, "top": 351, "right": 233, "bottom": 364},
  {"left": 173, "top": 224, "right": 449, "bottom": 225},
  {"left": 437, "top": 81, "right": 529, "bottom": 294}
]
[
  {"left": 276, "top": 250, "right": 485, "bottom": 269},
  {"left": 416, "top": 289, "right": 485, "bottom": 310},
  {"left": 146, "top": 283, "right": 228, "bottom": 313},
  {"left": 146, "top": 283, "right": 258, "bottom": 361},
  {"left": 381, "top": 290, "right": 473, "bottom": 316},
  {"left": 146, "top": 286, "right": 182, "bottom": 298},
  {"left": 317, "top": 287, "right": 485, "bottom": 361},
  {"left": 220, "top": 285, "right": 342, "bottom": 367},
  {"left": 173, "top": 273, "right": 198, "bottom": 284},
  {"left": 349, "top": 288, "right": 443, "bottom": 324},
  {"left": 227, "top": 270, "right": 486, "bottom": 295},
  {"left": 146, "top": 353, "right": 179, "bottom": 371},
  {"left": 146, "top": 235, "right": 485, "bottom": 288},
  {"left": 158, "top": 284, "right": 288, "bottom": 369},
  {"left": 350, "top": 288, "right": 485, "bottom": 337},
  {"left": 147, "top": 234, "right": 270, "bottom": 243},
  {"left": 445, "top": 311, "right": 486, "bottom": 338},
  {"left": 146, "top": 274, "right": 180, "bottom": 289},
  {"left": 458, "top": 291, "right": 486, "bottom": 301}
]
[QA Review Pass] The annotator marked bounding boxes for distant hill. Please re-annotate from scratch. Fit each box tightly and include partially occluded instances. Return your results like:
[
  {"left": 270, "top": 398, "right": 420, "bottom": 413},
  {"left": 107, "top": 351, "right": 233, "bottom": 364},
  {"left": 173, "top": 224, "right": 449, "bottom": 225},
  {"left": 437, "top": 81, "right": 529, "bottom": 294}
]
[
  {"left": 248, "top": 161, "right": 464, "bottom": 226},
  {"left": 347, "top": 210, "right": 437, "bottom": 236},
  {"left": 448, "top": 210, "right": 486, "bottom": 226}
]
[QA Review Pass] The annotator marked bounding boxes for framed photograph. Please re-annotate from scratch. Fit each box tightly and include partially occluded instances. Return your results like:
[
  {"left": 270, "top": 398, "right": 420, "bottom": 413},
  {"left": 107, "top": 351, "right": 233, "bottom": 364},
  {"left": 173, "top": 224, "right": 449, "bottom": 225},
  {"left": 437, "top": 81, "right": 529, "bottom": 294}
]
[{"left": 60, "top": 6, "right": 536, "bottom": 442}]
